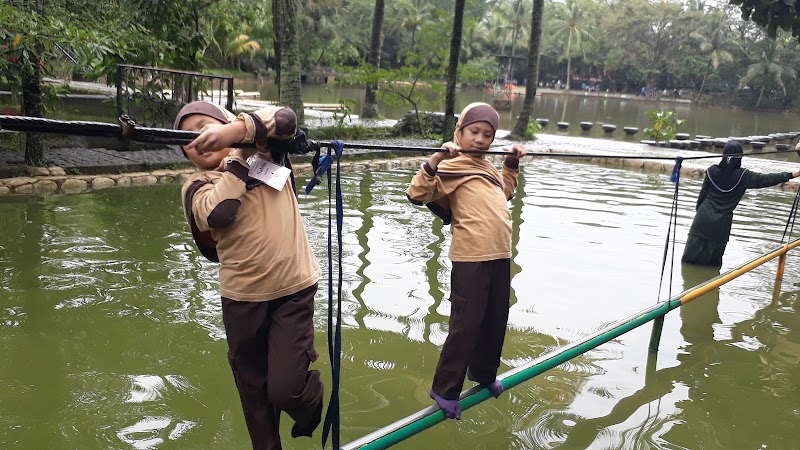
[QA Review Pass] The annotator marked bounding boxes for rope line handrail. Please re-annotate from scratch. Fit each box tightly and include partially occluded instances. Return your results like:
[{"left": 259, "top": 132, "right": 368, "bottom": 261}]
[
  {"left": 0, "top": 115, "right": 795, "bottom": 162},
  {"left": 340, "top": 237, "right": 800, "bottom": 450}
]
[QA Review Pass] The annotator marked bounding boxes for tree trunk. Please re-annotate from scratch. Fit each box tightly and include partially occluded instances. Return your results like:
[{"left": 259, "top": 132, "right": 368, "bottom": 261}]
[
  {"left": 695, "top": 59, "right": 711, "bottom": 101},
  {"left": 272, "top": 0, "right": 282, "bottom": 98},
  {"left": 511, "top": 0, "right": 544, "bottom": 139},
  {"left": 190, "top": 6, "right": 201, "bottom": 70},
  {"left": 565, "top": 31, "right": 573, "bottom": 91},
  {"left": 23, "top": 0, "right": 45, "bottom": 165},
  {"left": 443, "top": 0, "right": 466, "bottom": 140},
  {"left": 275, "top": 0, "right": 304, "bottom": 124},
  {"left": 756, "top": 85, "right": 765, "bottom": 108},
  {"left": 362, "top": 0, "right": 385, "bottom": 118}
]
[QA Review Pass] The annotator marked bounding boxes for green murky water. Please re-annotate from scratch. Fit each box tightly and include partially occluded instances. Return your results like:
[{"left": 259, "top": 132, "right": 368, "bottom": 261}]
[{"left": 2, "top": 159, "right": 800, "bottom": 449}]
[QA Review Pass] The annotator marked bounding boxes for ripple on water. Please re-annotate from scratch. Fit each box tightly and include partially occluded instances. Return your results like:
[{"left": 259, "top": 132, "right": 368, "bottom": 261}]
[
  {"left": 364, "top": 359, "right": 395, "bottom": 371},
  {"left": 115, "top": 416, "right": 197, "bottom": 449}
]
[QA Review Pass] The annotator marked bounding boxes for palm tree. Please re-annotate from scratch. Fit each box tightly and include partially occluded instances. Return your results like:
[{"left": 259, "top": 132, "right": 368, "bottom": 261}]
[
  {"left": 225, "top": 35, "right": 260, "bottom": 69},
  {"left": 472, "top": 11, "right": 511, "bottom": 58},
  {"left": 511, "top": 0, "right": 545, "bottom": 139},
  {"left": 300, "top": 1, "right": 343, "bottom": 67},
  {"left": 362, "top": 0, "right": 385, "bottom": 118},
  {"left": 550, "top": 0, "right": 593, "bottom": 90},
  {"left": 273, "top": 0, "right": 304, "bottom": 124},
  {"left": 738, "top": 40, "right": 796, "bottom": 108},
  {"left": 395, "top": 0, "right": 434, "bottom": 51},
  {"left": 494, "top": 0, "right": 532, "bottom": 81},
  {"left": 443, "top": 0, "right": 466, "bottom": 139},
  {"left": 21, "top": 0, "right": 45, "bottom": 164},
  {"left": 690, "top": 11, "right": 734, "bottom": 100}
]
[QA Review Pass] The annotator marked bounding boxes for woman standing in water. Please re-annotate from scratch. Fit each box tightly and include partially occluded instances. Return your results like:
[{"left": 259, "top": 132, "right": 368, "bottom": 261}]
[{"left": 682, "top": 141, "right": 800, "bottom": 267}]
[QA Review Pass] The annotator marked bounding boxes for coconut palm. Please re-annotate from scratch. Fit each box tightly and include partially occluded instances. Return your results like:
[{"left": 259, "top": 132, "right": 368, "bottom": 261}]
[
  {"left": 395, "top": 0, "right": 435, "bottom": 51},
  {"left": 362, "top": 0, "right": 385, "bottom": 118},
  {"left": 493, "top": 0, "right": 532, "bottom": 81},
  {"left": 690, "top": 10, "right": 734, "bottom": 100},
  {"left": 300, "top": 0, "right": 344, "bottom": 67},
  {"left": 550, "top": 0, "right": 594, "bottom": 90},
  {"left": 511, "top": 0, "right": 545, "bottom": 139},
  {"left": 443, "top": 0, "right": 466, "bottom": 139},
  {"left": 273, "top": 0, "right": 304, "bottom": 124},
  {"left": 224, "top": 35, "right": 260, "bottom": 69},
  {"left": 472, "top": 11, "right": 511, "bottom": 57},
  {"left": 738, "top": 38, "right": 796, "bottom": 108}
]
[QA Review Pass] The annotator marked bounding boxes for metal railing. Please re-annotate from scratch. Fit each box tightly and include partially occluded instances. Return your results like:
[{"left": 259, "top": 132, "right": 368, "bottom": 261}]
[{"left": 115, "top": 64, "right": 234, "bottom": 129}]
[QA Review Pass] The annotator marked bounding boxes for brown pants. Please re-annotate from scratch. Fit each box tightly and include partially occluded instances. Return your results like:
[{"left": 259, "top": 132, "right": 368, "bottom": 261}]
[
  {"left": 222, "top": 283, "right": 323, "bottom": 450},
  {"left": 432, "top": 259, "right": 511, "bottom": 400}
]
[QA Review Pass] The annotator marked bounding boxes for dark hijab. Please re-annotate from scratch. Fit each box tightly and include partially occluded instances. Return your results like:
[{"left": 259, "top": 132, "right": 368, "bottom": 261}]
[{"left": 706, "top": 141, "right": 745, "bottom": 191}]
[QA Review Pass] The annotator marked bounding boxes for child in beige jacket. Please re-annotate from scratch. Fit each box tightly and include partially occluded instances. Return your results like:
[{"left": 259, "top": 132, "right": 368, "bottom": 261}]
[
  {"left": 406, "top": 102, "right": 526, "bottom": 420},
  {"left": 176, "top": 102, "right": 323, "bottom": 449}
]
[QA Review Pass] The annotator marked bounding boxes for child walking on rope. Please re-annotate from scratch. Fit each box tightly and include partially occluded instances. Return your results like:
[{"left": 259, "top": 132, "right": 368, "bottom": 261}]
[
  {"left": 406, "top": 102, "right": 527, "bottom": 419},
  {"left": 175, "top": 101, "right": 323, "bottom": 449},
  {"left": 682, "top": 141, "right": 800, "bottom": 267}
]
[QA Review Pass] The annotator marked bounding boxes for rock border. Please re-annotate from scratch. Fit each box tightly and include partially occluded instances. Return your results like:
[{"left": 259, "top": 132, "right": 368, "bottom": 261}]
[{"left": 2, "top": 151, "right": 799, "bottom": 195}]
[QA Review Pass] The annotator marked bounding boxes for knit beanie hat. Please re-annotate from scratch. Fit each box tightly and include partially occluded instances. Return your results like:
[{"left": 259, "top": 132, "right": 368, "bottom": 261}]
[
  {"left": 453, "top": 102, "right": 499, "bottom": 147},
  {"left": 173, "top": 101, "right": 236, "bottom": 130}
]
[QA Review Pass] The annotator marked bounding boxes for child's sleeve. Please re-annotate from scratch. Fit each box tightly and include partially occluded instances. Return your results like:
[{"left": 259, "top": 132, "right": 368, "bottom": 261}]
[
  {"left": 744, "top": 170, "right": 792, "bottom": 189},
  {"left": 406, "top": 162, "right": 446, "bottom": 205},
  {"left": 189, "top": 158, "right": 250, "bottom": 231},
  {"left": 501, "top": 157, "right": 520, "bottom": 200},
  {"left": 236, "top": 107, "right": 297, "bottom": 148}
]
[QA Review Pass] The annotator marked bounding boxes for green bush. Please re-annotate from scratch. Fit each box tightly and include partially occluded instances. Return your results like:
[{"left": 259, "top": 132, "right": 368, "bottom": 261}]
[{"left": 643, "top": 110, "right": 685, "bottom": 142}]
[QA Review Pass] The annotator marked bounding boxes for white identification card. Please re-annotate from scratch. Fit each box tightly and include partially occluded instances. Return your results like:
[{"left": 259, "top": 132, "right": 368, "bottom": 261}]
[{"left": 247, "top": 156, "right": 292, "bottom": 191}]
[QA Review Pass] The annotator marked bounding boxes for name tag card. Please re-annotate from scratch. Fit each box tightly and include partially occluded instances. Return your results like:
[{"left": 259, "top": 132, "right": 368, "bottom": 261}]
[{"left": 247, "top": 156, "right": 292, "bottom": 191}]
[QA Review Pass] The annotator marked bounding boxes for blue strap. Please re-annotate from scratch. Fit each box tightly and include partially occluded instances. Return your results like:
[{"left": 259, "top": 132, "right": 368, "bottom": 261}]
[
  {"left": 669, "top": 156, "right": 683, "bottom": 183},
  {"left": 322, "top": 140, "right": 344, "bottom": 449},
  {"left": 305, "top": 154, "right": 333, "bottom": 195}
]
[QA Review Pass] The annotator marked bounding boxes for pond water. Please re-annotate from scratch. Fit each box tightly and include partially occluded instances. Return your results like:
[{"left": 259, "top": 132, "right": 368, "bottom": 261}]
[{"left": 2, "top": 159, "right": 800, "bottom": 449}]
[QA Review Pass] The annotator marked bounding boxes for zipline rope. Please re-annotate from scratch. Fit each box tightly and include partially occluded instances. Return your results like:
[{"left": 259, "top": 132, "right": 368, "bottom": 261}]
[{"left": 781, "top": 187, "right": 800, "bottom": 244}]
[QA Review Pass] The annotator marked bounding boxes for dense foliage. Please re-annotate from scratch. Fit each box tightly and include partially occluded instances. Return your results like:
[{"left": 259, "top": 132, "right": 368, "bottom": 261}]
[{"left": 5, "top": 0, "right": 800, "bottom": 112}]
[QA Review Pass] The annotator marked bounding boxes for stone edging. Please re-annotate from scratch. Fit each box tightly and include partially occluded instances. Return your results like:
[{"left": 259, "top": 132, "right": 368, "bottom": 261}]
[
  {"left": 0, "top": 157, "right": 431, "bottom": 195},
  {"left": 2, "top": 152, "right": 798, "bottom": 195}
]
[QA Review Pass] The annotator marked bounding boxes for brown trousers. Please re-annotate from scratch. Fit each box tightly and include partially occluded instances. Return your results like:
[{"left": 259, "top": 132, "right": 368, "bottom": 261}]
[
  {"left": 222, "top": 283, "right": 323, "bottom": 450},
  {"left": 432, "top": 259, "right": 511, "bottom": 400}
]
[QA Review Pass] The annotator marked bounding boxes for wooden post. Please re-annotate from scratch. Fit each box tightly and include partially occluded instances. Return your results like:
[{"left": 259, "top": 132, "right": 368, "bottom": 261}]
[
  {"left": 115, "top": 65, "right": 123, "bottom": 119},
  {"left": 648, "top": 316, "right": 665, "bottom": 352},
  {"left": 774, "top": 251, "right": 788, "bottom": 296},
  {"left": 226, "top": 77, "right": 235, "bottom": 112}
]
